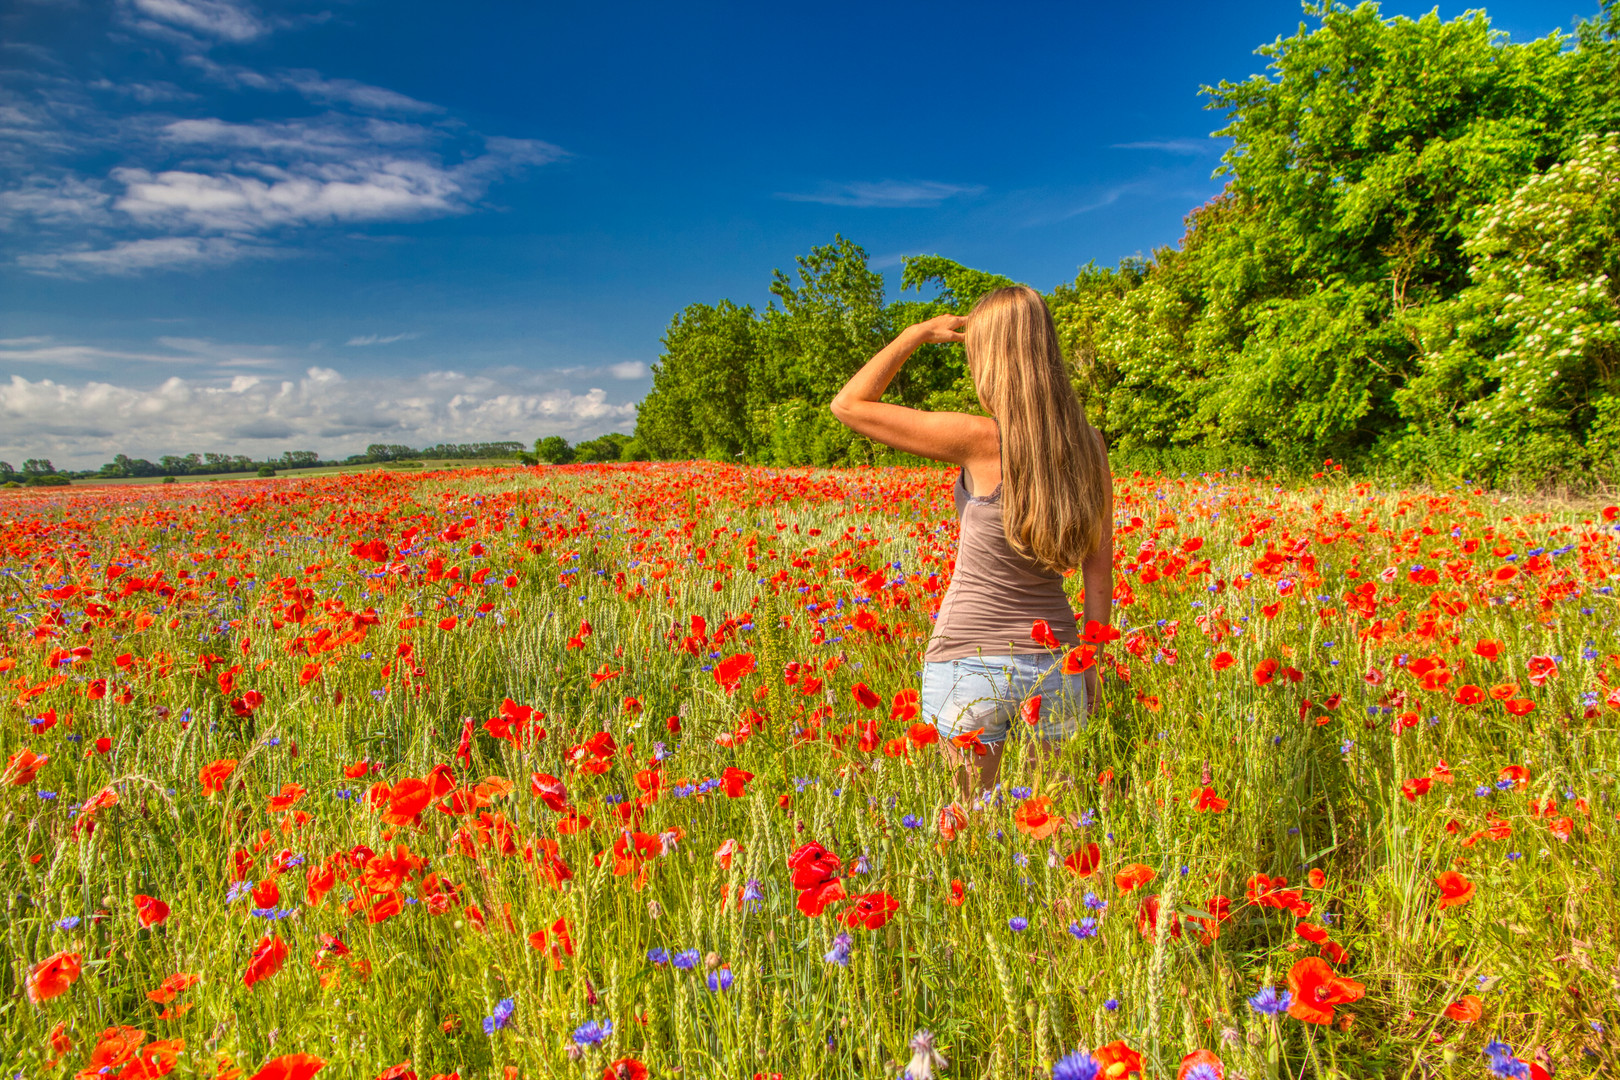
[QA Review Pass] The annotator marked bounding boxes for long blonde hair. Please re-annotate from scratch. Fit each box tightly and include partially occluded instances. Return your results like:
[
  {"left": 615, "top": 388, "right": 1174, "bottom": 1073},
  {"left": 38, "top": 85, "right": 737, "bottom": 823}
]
[{"left": 964, "top": 285, "right": 1110, "bottom": 574}]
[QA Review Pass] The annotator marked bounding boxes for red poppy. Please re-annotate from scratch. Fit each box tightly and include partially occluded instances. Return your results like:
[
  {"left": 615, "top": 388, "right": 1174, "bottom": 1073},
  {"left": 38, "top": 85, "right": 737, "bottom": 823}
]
[
  {"left": 713, "top": 652, "right": 756, "bottom": 692},
  {"left": 906, "top": 723, "right": 939, "bottom": 747},
  {"left": 1020, "top": 695, "right": 1042, "bottom": 727},
  {"left": 134, "top": 894, "right": 170, "bottom": 928},
  {"left": 1211, "top": 652, "right": 1235, "bottom": 672},
  {"left": 1254, "top": 658, "right": 1279, "bottom": 685},
  {"left": 1444, "top": 995, "right": 1482, "bottom": 1022},
  {"left": 199, "top": 758, "right": 237, "bottom": 796},
  {"left": 4, "top": 747, "right": 48, "bottom": 785},
  {"left": 1286, "top": 956, "right": 1365, "bottom": 1024},
  {"left": 1191, "top": 787, "right": 1228, "bottom": 812},
  {"left": 1064, "top": 842, "right": 1101, "bottom": 877},
  {"left": 27, "top": 950, "right": 82, "bottom": 1002},
  {"left": 947, "top": 879, "right": 965, "bottom": 906},
  {"left": 1307, "top": 868, "right": 1326, "bottom": 889},
  {"left": 1030, "top": 619, "right": 1060, "bottom": 648},
  {"left": 249, "top": 1054, "right": 328, "bottom": 1080},
  {"left": 601, "top": 1060, "right": 648, "bottom": 1080},
  {"left": 849, "top": 682, "right": 881, "bottom": 709},
  {"left": 1135, "top": 894, "right": 1182, "bottom": 939},
  {"left": 529, "top": 772, "right": 568, "bottom": 811},
  {"left": 1013, "top": 796, "right": 1062, "bottom": 839},
  {"left": 721, "top": 767, "right": 754, "bottom": 797},
  {"left": 1083, "top": 619, "right": 1120, "bottom": 643},
  {"left": 787, "top": 842, "right": 842, "bottom": 888},
  {"left": 842, "top": 891, "right": 899, "bottom": 930},
  {"left": 243, "top": 934, "right": 289, "bottom": 989},
  {"left": 1062, "top": 645, "right": 1096, "bottom": 674},
  {"left": 1114, "top": 863, "right": 1155, "bottom": 894},
  {"left": 1434, "top": 871, "right": 1474, "bottom": 908},
  {"left": 1095, "top": 1039, "right": 1144, "bottom": 1078},
  {"left": 795, "top": 878, "right": 846, "bottom": 917},
  {"left": 1177, "top": 1049, "right": 1224, "bottom": 1080},
  {"left": 950, "top": 728, "right": 989, "bottom": 757}
]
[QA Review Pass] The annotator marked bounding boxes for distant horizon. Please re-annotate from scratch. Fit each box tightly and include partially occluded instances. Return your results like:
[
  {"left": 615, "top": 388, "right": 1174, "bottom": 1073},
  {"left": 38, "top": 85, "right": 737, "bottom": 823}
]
[{"left": 1, "top": 0, "right": 1592, "bottom": 469}]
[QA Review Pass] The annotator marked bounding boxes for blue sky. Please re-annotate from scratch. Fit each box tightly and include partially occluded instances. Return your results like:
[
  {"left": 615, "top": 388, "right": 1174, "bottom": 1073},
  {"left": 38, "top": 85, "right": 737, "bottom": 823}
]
[{"left": 0, "top": 0, "right": 1592, "bottom": 468}]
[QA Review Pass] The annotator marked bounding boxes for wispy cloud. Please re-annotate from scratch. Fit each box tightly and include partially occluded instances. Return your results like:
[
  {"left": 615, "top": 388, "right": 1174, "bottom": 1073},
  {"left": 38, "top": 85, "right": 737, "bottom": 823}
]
[
  {"left": 17, "top": 236, "right": 266, "bottom": 276},
  {"left": 775, "top": 179, "right": 984, "bottom": 208},
  {"left": 123, "top": 0, "right": 269, "bottom": 44},
  {"left": 183, "top": 58, "right": 444, "bottom": 115},
  {"left": 607, "top": 361, "right": 646, "bottom": 380},
  {"left": 1111, "top": 139, "right": 1216, "bottom": 156},
  {"left": 346, "top": 332, "right": 420, "bottom": 347}
]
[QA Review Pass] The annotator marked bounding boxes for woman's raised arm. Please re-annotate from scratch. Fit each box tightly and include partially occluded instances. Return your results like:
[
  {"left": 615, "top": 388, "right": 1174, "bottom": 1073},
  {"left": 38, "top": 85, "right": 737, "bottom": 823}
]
[{"left": 829, "top": 315, "right": 991, "bottom": 465}]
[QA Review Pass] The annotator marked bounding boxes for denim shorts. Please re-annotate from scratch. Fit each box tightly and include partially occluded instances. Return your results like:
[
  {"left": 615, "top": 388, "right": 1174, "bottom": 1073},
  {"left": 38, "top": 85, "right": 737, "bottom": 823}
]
[{"left": 921, "top": 653, "right": 1088, "bottom": 746}]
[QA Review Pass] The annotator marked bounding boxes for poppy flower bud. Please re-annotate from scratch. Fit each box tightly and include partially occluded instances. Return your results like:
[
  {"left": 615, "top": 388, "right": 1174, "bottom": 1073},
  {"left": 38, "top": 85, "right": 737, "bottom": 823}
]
[{"left": 704, "top": 951, "right": 720, "bottom": 970}]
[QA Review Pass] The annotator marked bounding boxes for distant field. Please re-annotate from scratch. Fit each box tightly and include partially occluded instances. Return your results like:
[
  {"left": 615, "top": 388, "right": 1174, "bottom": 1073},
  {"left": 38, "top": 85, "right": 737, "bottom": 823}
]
[{"left": 57, "top": 459, "right": 528, "bottom": 486}]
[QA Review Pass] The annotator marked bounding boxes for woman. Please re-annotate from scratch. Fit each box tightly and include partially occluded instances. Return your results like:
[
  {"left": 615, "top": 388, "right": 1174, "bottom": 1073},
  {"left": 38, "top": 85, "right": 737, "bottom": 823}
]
[{"left": 829, "top": 285, "right": 1113, "bottom": 797}]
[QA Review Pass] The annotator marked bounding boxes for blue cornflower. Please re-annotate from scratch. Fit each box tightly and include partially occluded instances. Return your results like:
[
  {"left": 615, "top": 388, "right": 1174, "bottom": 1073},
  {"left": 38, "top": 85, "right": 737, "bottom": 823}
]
[
  {"left": 1078, "top": 808, "right": 1096, "bottom": 827},
  {"left": 1009, "top": 786, "right": 1032, "bottom": 800},
  {"left": 226, "top": 880, "right": 255, "bottom": 903},
  {"left": 823, "top": 932, "right": 852, "bottom": 966},
  {"left": 483, "top": 997, "right": 515, "bottom": 1035},
  {"left": 38, "top": 790, "right": 56, "bottom": 800},
  {"left": 1067, "top": 919, "right": 1098, "bottom": 940},
  {"left": 1103, "top": 998, "right": 1119, "bottom": 1012},
  {"left": 1248, "top": 987, "right": 1292, "bottom": 1016},
  {"left": 1484, "top": 1040, "right": 1528, "bottom": 1078},
  {"left": 1013, "top": 852, "right": 1029, "bottom": 868},
  {"left": 55, "top": 916, "right": 80, "bottom": 931},
  {"left": 901, "top": 815, "right": 921, "bottom": 829},
  {"left": 1083, "top": 892, "right": 1107, "bottom": 912},
  {"left": 1183, "top": 1066, "right": 1221, "bottom": 1080},
  {"left": 1051, "top": 1049, "right": 1101, "bottom": 1080},
  {"left": 707, "top": 967, "right": 733, "bottom": 992},
  {"left": 1008, "top": 917, "right": 1029, "bottom": 932},
  {"left": 671, "top": 949, "right": 700, "bottom": 971},
  {"left": 1475, "top": 785, "right": 1492, "bottom": 797},
  {"left": 572, "top": 1019, "right": 611, "bottom": 1045},
  {"left": 646, "top": 947, "right": 669, "bottom": 965},
  {"left": 741, "top": 879, "right": 764, "bottom": 904}
]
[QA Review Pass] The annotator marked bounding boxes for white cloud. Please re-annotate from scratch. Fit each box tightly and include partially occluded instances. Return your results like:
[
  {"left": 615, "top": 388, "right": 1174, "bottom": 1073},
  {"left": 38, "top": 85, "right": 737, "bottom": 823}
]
[
  {"left": 17, "top": 236, "right": 262, "bottom": 275},
  {"left": 0, "top": 338, "right": 197, "bottom": 366},
  {"left": 125, "top": 0, "right": 268, "bottom": 43},
  {"left": 0, "top": 368, "right": 639, "bottom": 467},
  {"left": 775, "top": 179, "right": 985, "bottom": 208},
  {"left": 346, "top": 332, "right": 419, "bottom": 346},
  {"left": 608, "top": 361, "right": 647, "bottom": 380},
  {"left": 1111, "top": 139, "right": 1214, "bottom": 156},
  {"left": 180, "top": 58, "right": 440, "bottom": 115},
  {"left": 0, "top": 175, "right": 112, "bottom": 228}
]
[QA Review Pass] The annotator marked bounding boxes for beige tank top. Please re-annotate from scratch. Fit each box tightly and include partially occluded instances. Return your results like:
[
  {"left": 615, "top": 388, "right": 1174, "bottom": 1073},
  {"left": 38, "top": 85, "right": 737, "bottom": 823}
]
[{"left": 922, "top": 465, "right": 1080, "bottom": 663}]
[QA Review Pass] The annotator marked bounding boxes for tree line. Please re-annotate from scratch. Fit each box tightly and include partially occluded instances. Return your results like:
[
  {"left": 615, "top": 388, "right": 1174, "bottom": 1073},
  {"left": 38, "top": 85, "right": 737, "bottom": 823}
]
[{"left": 632, "top": 1, "right": 1620, "bottom": 485}]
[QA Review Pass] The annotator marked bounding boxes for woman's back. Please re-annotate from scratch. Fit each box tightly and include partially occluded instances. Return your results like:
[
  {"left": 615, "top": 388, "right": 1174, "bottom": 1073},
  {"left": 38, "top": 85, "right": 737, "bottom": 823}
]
[{"left": 924, "top": 467, "right": 1079, "bottom": 662}]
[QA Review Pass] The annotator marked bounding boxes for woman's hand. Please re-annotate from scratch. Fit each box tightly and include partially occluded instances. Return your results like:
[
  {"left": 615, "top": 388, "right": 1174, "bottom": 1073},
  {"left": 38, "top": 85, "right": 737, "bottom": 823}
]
[{"left": 907, "top": 314, "right": 967, "bottom": 345}]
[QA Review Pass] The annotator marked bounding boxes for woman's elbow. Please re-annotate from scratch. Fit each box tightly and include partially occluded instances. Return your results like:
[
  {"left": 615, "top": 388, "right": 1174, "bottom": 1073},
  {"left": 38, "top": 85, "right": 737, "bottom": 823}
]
[{"left": 828, "top": 397, "right": 853, "bottom": 427}]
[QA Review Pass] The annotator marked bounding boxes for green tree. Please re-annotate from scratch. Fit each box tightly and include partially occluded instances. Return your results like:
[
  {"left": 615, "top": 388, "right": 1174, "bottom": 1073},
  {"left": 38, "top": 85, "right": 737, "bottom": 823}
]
[{"left": 536, "top": 436, "right": 575, "bottom": 465}]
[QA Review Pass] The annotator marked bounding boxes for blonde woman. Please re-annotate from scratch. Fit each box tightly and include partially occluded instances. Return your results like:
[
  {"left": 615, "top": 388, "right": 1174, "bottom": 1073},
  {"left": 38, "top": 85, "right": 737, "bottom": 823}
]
[{"left": 830, "top": 285, "right": 1114, "bottom": 797}]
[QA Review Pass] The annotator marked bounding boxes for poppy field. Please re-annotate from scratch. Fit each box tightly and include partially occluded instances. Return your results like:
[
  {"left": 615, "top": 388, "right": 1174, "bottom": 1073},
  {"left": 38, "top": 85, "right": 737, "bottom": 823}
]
[{"left": 3, "top": 462, "right": 1618, "bottom": 1080}]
